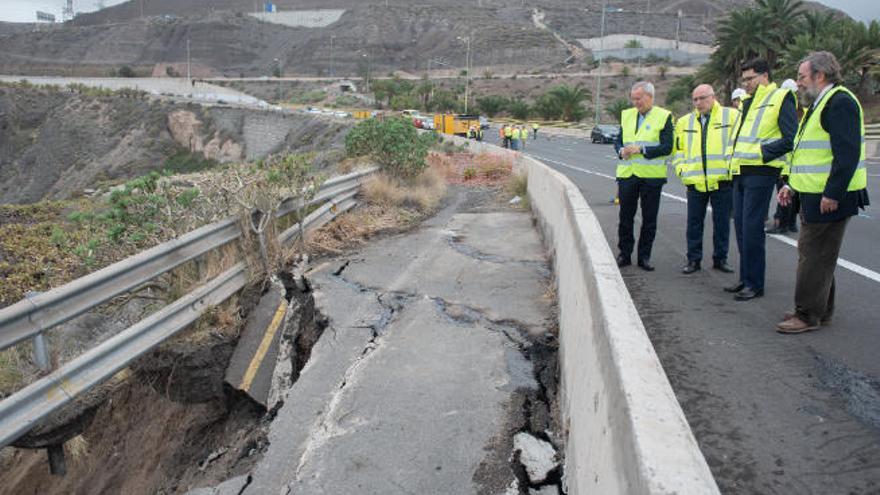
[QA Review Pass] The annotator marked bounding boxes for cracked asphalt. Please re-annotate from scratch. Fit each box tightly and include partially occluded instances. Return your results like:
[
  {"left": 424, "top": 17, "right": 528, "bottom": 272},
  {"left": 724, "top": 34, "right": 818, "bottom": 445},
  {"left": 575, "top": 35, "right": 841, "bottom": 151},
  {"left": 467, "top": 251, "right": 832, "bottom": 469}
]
[{"left": 241, "top": 187, "right": 556, "bottom": 494}]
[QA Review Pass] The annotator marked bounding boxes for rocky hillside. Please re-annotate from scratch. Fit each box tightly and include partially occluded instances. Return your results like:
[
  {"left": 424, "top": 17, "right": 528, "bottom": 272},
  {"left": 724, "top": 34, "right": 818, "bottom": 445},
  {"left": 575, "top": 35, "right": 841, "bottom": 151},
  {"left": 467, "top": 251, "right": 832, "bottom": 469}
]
[
  {"left": 4, "top": 0, "right": 836, "bottom": 77},
  {"left": 0, "top": 85, "right": 351, "bottom": 204}
]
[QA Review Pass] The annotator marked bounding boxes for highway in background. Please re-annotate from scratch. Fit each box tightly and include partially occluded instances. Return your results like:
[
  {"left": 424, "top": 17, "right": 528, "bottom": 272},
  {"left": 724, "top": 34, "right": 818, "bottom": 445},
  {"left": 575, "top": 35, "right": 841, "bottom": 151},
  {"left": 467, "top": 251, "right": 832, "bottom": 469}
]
[{"left": 505, "top": 128, "right": 880, "bottom": 494}]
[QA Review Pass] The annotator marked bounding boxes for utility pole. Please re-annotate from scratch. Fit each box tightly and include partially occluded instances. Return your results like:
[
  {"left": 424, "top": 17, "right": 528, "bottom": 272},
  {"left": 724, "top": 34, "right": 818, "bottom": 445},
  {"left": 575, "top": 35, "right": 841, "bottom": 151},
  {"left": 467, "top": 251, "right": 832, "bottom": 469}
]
[
  {"left": 330, "top": 35, "right": 336, "bottom": 78},
  {"left": 594, "top": 0, "right": 606, "bottom": 124},
  {"left": 186, "top": 37, "right": 191, "bottom": 84},
  {"left": 675, "top": 10, "right": 682, "bottom": 50},
  {"left": 465, "top": 37, "right": 471, "bottom": 114}
]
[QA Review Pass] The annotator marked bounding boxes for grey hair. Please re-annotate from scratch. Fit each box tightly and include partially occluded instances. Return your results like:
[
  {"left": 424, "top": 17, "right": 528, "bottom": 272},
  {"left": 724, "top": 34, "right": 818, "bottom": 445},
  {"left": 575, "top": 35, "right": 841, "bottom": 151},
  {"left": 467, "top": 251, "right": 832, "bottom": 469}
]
[
  {"left": 800, "top": 51, "right": 842, "bottom": 84},
  {"left": 631, "top": 81, "right": 655, "bottom": 97}
]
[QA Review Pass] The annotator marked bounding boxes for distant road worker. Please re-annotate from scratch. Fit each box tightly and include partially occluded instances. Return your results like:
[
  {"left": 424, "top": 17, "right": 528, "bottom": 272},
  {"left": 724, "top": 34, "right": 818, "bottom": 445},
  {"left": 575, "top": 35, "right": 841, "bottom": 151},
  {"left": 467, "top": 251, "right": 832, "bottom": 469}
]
[
  {"left": 504, "top": 124, "right": 513, "bottom": 148},
  {"left": 732, "top": 87, "right": 747, "bottom": 110},
  {"left": 511, "top": 126, "right": 521, "bottom": 150},
  {"left": 532, "top": 122, "right": 539, "bottom": 139},
  {"left": 518, "top": 126, "right": 527, "bottom": 149}
]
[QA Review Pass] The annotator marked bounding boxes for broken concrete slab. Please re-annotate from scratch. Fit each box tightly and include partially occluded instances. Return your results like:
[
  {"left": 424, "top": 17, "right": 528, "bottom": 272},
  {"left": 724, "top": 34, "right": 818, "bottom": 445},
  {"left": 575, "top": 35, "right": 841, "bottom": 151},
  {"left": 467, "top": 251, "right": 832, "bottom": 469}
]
[
  {"left": 225, "top": 282, "right": 289, "bottom": 408},
  {"left": 238, "top": 190, "right": 555, "bottom": 494},
  {"left": 289, "top": 297, "right": 516, "bottom": 494},
  {"left": 184, "top": 474, "right": 250, "bottom": 495},
  {"left": 242, "top": 271, "right": 388, "bottom": 495},
  {"left": 513, "top": 432, "right": 559, "bottom": 484}
]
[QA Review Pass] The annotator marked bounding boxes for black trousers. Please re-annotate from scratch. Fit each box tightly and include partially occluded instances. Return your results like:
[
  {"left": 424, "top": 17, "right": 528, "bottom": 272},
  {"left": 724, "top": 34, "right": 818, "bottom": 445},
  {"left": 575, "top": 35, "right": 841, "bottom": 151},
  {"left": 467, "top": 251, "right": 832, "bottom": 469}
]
[
  {"left": 617, "top": 177, "right": 663, "bottom": 262},
  {"left": 794, "top": 217, "right": 850, "bottom": 324}
]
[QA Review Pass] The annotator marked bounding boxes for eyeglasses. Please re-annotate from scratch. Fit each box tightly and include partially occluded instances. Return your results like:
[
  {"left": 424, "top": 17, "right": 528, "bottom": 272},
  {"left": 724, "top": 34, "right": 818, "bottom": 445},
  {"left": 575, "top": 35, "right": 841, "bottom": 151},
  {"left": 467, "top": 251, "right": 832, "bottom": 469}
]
[
  {"left": 692, "top": 94, "right": 714, "bottom": 102},
  {"left": 741, "top": 74, "right": 762, "bottom": 83}
]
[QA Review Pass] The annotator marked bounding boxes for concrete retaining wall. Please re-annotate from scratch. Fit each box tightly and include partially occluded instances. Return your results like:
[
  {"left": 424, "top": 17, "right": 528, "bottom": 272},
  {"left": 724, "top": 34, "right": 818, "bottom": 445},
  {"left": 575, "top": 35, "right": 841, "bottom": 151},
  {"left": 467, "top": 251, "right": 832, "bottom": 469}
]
[{"left": 444, "top": 134, "right": 719, "bottom": 494}]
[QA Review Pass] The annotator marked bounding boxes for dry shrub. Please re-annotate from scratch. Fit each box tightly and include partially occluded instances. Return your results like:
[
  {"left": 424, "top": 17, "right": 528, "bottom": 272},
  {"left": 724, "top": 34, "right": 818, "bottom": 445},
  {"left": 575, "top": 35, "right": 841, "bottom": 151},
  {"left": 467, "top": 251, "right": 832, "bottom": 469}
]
[
  {"left": 306, "top": 205, "right": 416, "bottom": 255},
  {"left": 505, "top": 171, "right": 529, "bottom": 209},
  {"left": 362, "top": 167, "right": 446, "bottom": 214},
  {"left": 306, "top": 166, "right": 446, "bottom": 256},
  {"left": 474, "top": 152, "right": 514, "bottom": 180}
]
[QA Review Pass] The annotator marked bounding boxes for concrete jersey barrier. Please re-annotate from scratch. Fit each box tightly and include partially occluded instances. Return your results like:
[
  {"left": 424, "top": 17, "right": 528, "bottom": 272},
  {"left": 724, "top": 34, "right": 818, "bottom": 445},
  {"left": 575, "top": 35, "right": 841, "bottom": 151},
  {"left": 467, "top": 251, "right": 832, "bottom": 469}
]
[{"left": 444, "top": 134, "right": 719, "bottom": 494}]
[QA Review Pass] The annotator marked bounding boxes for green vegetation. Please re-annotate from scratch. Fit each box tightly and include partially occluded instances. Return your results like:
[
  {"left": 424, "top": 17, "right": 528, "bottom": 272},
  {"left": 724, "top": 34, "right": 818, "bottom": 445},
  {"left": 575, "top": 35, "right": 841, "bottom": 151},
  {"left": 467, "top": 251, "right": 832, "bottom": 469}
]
[
  {"left": 624, "top": 39, "right": 644, "bottom": 49},
  {"left": 697, "top": 0, "right": 880, "bottom": 100},
  {"left": 345, "top": 118, "right": 436, "bottom": 179},
  {"left": 476, "top": 95, "right": 509, "bottom": 117},
  {"left": 164, "top": 150, "right": 219, "bottom": 174},
  {"left": 605, "top": 98, "right": 631, "bottom": 123},
  {"left": 289, "top": 89, "right": 327, "bottom": 105}
]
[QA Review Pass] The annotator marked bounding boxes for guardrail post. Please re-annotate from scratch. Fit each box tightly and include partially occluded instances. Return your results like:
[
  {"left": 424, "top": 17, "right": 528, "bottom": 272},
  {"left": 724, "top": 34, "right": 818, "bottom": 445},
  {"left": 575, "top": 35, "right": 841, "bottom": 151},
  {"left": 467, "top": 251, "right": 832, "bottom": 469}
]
[
  {"left": 250, "top": 209, "right": 271, "bottom": 274},
  {"left": 24, "top": 291, "right": 52, "bottom": 371},
  {"left": 32, "top": 333, "right": 51, "bottom": 371},
  {"left": 47, "top": 444, "right": 66, "bottom": 476}
]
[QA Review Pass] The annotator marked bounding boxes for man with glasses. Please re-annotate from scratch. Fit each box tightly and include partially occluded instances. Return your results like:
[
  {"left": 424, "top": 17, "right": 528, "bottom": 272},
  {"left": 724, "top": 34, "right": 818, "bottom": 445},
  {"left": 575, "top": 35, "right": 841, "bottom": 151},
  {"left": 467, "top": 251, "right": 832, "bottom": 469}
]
[
  {"left": 614, "top": 81, "right": 674, "bottom": 271},
  {"left": 775, "top": 51, "right": 869, "bottom": 333},
  {"left": 726, "top": 58, "right": 798, "bottom": 300},
  {"left": 674, "top": 84, "right": 739, "bottom": 275}
]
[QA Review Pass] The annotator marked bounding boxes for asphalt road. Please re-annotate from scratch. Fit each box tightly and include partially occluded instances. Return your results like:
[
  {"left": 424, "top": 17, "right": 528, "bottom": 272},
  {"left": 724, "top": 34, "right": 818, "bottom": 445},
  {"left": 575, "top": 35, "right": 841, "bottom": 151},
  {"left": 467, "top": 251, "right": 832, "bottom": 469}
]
[{"left": 506, "top": 128, "right": 880, "bottom": 494}]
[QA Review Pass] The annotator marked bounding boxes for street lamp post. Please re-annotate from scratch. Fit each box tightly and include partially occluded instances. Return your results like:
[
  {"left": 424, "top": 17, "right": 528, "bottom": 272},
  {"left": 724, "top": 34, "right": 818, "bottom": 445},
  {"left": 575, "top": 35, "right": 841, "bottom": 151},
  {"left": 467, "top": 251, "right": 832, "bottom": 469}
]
[
  {"left": 594, "top": 0, "right": 607, "bottom": 124},
  {"left": 457, "top": 36, "right": 471, "bottom": 114},
  {"left": 186, "top": 37, "right": 191, "bottom": 85}
]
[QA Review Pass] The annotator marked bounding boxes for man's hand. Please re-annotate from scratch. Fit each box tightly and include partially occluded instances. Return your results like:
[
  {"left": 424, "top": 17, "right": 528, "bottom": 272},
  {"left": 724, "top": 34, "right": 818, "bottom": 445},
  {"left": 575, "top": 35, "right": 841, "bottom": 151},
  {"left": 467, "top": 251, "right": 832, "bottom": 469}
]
[
  {"left": 820, "top": 196, "right": 839, "bottom": 214},
  {"left": 777, "top": 185, "right": 792, "bottom": 207},
  {"left": 620, "top": 145, "right": 640, "bottom": 160}
]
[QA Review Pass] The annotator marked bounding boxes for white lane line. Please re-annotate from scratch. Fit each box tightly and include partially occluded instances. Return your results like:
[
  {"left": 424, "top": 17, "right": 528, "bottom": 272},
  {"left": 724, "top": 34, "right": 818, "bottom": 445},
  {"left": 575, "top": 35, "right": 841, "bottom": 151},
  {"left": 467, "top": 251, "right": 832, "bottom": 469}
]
[{"left": 531, "top": 153, "right": 880, "bottom": 285}]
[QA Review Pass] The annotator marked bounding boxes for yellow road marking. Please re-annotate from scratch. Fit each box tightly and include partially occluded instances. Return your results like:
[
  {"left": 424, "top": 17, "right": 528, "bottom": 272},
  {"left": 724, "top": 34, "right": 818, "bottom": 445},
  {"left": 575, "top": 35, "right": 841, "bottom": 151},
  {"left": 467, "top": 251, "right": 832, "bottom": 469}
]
[{"left": 239, "top": 299, "right": 288, "bottom": 391}]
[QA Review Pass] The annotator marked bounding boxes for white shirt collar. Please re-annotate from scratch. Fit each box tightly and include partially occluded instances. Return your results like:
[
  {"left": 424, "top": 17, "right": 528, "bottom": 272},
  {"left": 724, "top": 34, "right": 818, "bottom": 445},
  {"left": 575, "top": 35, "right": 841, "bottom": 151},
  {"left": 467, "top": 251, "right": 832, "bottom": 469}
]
[{"left": 812, "top": 84, "right": 834, "bottom": 109}]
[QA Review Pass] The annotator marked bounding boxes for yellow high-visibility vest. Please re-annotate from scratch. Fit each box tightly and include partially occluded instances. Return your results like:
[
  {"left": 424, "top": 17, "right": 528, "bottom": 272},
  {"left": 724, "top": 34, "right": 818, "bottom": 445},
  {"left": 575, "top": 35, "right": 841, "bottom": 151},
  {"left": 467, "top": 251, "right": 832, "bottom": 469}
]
[
  {"left": 512, "top": 128, "right": 521, "bottom": 140},
  {"left": 673, "top": 102, "right": 740, "bottom": 192},
  {"left": 617, "top": 106, "right": 673, "bottom": 179},
  {"left": 789, "top": 85, "right": 867, "bottom": 194},
  {"left": 504, "top": 126, "right": 513, "bottom": 137},
  {"left": 730, "top": 82, "right": 790, "bottom": 173}
]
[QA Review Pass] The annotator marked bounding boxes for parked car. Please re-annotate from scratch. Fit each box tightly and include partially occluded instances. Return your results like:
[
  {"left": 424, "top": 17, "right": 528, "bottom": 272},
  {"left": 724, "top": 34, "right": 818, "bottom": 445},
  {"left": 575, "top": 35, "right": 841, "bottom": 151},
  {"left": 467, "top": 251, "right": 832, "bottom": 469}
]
[
  {"left": 414, "top": 114, "right": 434, "bottom": 130},
  {"left": 479, "top": 116, "right": 490, "bottom": 129},
  {"left": 591, "top": 124, "right": 620, "bottom": 144}
]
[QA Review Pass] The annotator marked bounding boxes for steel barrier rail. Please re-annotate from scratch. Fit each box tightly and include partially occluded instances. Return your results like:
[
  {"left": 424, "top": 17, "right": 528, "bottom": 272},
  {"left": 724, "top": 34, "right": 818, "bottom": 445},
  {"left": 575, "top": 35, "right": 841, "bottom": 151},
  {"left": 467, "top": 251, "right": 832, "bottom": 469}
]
[
  {"left": 0, "top": 181, "right": 365, "bottom": 448},
  {"left": 0, "top": 166, "right": 377, "bottom": 353}
]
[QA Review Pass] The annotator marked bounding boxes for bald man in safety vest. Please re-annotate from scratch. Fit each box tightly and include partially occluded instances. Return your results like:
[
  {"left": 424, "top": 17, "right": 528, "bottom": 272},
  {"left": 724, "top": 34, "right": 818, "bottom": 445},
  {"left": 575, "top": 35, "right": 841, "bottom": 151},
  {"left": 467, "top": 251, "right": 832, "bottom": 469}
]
[
  {"left": 673, "top": 84, "right": 739, "bottom": 275},
  {"left": 776, "top": 51, "right": 870, "bottom": 334}
]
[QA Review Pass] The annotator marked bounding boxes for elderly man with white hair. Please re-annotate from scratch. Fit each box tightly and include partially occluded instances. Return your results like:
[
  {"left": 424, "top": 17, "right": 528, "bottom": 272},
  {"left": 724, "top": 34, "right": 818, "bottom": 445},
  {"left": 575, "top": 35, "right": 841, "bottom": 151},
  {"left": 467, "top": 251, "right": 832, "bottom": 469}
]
[{"left": 613, "top": 80, "right": 674, "bottom": 271}]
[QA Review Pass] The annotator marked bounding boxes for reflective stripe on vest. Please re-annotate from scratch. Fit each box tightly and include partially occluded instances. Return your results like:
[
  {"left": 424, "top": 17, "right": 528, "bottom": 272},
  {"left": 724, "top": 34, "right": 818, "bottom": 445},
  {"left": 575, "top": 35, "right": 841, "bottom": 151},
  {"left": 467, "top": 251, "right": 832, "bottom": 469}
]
[
  {"left": 788, "top": 86, "right": 867, "bottom": 194},
  {"left": 673, "top": 102, "right": 738, "bottom": 192},
  {"left": 617, "top": 106, "right": 672, "bottom": 179},
  {"left": 731, "top": 83, "right": 789, "bottom": 170}
]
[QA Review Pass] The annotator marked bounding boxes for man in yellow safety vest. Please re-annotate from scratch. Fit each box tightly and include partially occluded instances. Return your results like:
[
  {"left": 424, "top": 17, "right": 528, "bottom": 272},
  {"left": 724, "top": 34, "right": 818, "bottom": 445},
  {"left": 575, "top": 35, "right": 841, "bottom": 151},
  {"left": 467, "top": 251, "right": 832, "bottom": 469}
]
[
  {"left": 725, "top": 58, "right": 797, "bottom": 300},
  {"left": 673, "top": 84, "right": 739, "bottom": 275},
  {"left": 614, "top": 80, "right": 674, "bottom": 271},
  {"left": 775, "top": 51, "right": 870, "bottom": 333}
]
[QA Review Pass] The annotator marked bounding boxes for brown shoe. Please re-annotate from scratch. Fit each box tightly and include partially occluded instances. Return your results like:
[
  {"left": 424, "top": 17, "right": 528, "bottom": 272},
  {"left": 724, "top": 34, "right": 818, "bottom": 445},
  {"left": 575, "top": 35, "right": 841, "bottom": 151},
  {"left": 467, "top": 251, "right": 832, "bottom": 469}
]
[
  {"left": 776, "top": 316, "right": 820, "bottom": 334},
  {"left": 783, "top": 311, "right": 831, "bottom": 325}
]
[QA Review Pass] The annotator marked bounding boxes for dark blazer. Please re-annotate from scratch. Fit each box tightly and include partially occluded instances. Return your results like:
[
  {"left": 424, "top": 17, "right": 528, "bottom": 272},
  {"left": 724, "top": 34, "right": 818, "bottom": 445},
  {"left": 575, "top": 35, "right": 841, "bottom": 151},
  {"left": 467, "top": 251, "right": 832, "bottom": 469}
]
[{"left": 795, "top": 88, "right": 870, "bottom": 223}]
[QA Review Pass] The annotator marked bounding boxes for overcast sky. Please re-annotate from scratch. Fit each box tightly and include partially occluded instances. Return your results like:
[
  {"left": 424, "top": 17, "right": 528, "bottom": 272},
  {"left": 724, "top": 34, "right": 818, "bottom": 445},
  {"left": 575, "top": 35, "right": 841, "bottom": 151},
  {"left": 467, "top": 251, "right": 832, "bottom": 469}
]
[{"left": 1, "top": 0, "right": 878, "bottom": 23}]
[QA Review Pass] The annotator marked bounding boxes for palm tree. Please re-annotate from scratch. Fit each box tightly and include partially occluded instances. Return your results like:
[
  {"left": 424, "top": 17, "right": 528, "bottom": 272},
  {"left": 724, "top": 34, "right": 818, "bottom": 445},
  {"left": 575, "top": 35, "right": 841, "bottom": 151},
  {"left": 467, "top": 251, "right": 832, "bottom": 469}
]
[
  {"left": 755, "top": 0, "right": 806, "bottom": 66},
  {"left": 547, "top": 84, "right": 591, "bottom": 122},
  {"left": 711, "top": 8, "right": 774, "bottom": 97}
]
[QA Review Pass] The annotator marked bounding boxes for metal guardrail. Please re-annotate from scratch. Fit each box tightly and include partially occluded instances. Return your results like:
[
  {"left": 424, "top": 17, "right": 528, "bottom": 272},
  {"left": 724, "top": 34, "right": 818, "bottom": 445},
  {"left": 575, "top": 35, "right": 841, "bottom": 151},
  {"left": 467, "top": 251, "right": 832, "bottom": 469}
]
[{"left": 0, "top": 167, "right": 375, "bottom": 448}]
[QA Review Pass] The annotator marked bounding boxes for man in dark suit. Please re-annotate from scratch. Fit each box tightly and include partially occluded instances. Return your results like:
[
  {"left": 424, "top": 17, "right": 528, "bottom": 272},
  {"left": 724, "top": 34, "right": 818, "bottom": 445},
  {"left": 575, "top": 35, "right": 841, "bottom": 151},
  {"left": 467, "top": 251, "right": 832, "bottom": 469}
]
[
  {"left": 776, "top": 51, "right": 870, "bottom": 333},
  {"left": 614, "top": 81, "right": 674, "bottom": 271},
  {"left": 726, "top": 58, "right": 798, "bottom": 301}
]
